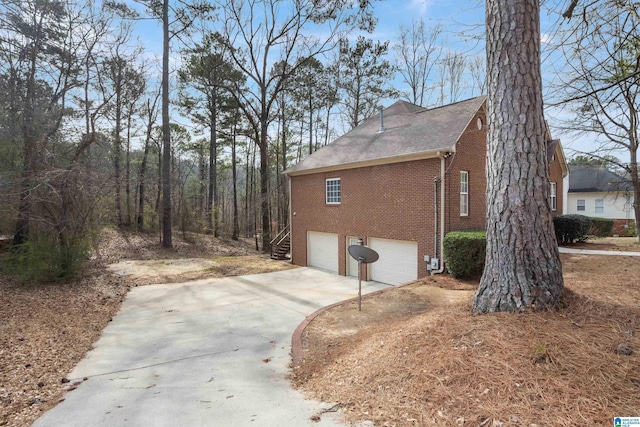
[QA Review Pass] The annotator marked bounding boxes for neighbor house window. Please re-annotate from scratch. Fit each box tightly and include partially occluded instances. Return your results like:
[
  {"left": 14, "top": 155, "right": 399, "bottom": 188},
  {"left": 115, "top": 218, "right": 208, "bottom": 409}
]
[
  {"left": 326, "top": 178, "right": 341, "bottom": 204},
  {"left": 595, "top": 198, "right": 604, "bottom": 214},
  {"left": 577, "top": 199, "right": 585, "bottom": 211},
  {"left": 550, "top": 182, "right": 557, "bottom": 211},
  {"left": 460, "top": 171, "right": 469, "bottom": 216}
]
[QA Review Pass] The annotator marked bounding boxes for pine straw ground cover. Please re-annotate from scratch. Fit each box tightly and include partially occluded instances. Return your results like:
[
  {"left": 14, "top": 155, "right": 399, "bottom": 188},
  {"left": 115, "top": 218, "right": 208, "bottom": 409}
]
[
  {"left": 0, "top": 228, "right": 291, "bottom": 427},
  {"left": 293, "top": 252, "right": 640, "bottom": 427}
]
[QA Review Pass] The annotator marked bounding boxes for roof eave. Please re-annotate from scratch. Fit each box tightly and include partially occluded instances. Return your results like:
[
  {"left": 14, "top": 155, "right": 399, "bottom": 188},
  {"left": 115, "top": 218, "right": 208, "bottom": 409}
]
[
  {"left": 286, "top": 149, "right": 444, "bottom": 177},
  {"left": 450, "top": 97, "right": 486, "bottom": 150},
  {"left": 554, "top": 140, "right": 570, "bottom": 178}
]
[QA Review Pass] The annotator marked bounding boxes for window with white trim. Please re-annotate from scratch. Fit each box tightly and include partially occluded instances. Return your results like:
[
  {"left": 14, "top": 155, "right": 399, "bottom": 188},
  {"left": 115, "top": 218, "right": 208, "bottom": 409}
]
[
  {"left": 326, "top": 178, "right": 341, "bottom": 204},
  {"left": 595, "top": 198, "right": 604, "bottom": 214},
  {"left": 577, "top": 199, "right": 585, "bottom": 211},
  {"left": 550, "top": 182, "right": 557, "bottom": 211},
  {"left": 460, "top": 171, "right": 469, "bottom": 216}
]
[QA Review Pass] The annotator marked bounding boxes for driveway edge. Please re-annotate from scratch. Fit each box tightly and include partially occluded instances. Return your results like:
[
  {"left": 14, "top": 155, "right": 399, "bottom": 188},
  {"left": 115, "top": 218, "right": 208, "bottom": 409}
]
[
  {"left": 291, "top": 280, "right": 416, "bottom": 368},
  {"left": 558, "top": 247, "right": 640, "bottom": 256}
]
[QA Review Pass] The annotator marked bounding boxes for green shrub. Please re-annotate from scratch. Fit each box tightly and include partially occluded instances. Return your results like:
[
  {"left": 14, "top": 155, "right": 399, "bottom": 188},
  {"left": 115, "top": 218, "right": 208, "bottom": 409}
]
[
  {"left": 589, "top": 217, "right": 614, "bottom": 237},
  {"left": 2, "top": 234, "right": 89, "bottom": 283},
  {"left": 626, "top": 222, "right": 637, "bottom": 237},
  {"left": 553, "top": 214, "right": 591, "bottom": 244},
  {"left": 443, "top": 231, "right": 486, "bottom": 279}
]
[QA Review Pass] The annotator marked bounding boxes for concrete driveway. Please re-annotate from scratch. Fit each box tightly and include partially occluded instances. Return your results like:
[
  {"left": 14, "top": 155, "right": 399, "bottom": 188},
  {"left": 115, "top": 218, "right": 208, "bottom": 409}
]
[{"left": 33, "top": 268, "right": 390, "bottom": 427}]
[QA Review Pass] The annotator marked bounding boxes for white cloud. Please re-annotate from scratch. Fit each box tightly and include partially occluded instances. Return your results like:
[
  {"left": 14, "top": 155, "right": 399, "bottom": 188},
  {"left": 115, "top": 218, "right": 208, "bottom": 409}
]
[
  {"left": 541, "top": 33, "right": 554, "bottom": 45},
  {"left": 406, "top": 0, "right": 434, "bottom": 16}
]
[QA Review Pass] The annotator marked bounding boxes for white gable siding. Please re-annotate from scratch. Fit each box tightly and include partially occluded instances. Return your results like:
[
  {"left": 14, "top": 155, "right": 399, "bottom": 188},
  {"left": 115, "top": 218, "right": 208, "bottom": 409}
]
[{"left": 566, "top": 192, "right": 634, "bottom": 220}]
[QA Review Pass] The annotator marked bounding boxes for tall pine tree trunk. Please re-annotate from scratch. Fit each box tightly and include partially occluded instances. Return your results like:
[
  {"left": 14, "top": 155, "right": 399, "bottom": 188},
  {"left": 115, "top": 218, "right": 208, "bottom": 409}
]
[
  {"left": 245, "top": 140, "right": 251, "bottom": 238},
  {"left": 206, "top": 90, "right": 219, "bottom": 237},
  {"left": 155, "top": 146, "right": 162, "bottom": 231},
  {"left": 308, "top": 99, "right": 313, "bottom": 155},
  {"left": 125, "top": 110, "right": 133, "bottom": 226},
  {"left": 198, "top": 142, "right": 206, "bottom": 230},
  {"left": 232, "top": 124, "right": 239, "bottom": 240},
  {"left": 473, "top": 0, "right": 563, "bottom": 313},
  {"left": 137, "top": 100, "right": 154, "bottom": 231},
  {"left": 114, "top": 64, "right": 123, "bottom": 227},
  {"left": 137, "top": 140, "right": 149, "bottom": 232},
  {"left": 278, "top": 102, "right": 289, "bottom": 228},
  {"left": 280, "top": 103, "right": 288, "bottom": 228},
  {"left": 161, "top": 0, "right": 172, "bottom": 247},
  {"left": 13, "top": 6, "right": 41, "bottom": 247},
  {"left": 250, "top": 139, "right": 258, "bottom": 250},
  {"left": 259, "top": 120, "right": 270, "bottom": 252}
]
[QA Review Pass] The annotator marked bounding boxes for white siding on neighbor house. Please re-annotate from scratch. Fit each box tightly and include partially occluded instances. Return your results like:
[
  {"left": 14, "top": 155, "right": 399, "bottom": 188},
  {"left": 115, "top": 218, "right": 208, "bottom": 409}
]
[
  {"left": 566, "top": 192, "right": 634, "bottom": 220},
  {"left": 368, "top": 238, "right": 418, "bottom": 286},
  {"left": 562, "top": 174, "right": 570, "bottom": 214},
  {"left": 307, "top": 232, "right": 339, "bottom": 273}
]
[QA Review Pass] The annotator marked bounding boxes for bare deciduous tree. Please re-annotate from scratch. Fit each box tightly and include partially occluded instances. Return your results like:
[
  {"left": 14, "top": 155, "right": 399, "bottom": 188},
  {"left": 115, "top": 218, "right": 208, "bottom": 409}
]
[
  {"left": 468, "top": 54, "right": 486, "bottom": 96},
  {"left": 394, "top": 19, "right": 442, "bottom": 106},
  {"left": 552, "top": 1, "right": 640, "bottom": 241},
  {"left": 137, "top": 87, "right": 161, "bottom": 231},
  {"left": 218, "top": 0, "right": 377, "bottom": 250},
  {"left": 438, "top": 51, "right": 467, "bottom": 105}
]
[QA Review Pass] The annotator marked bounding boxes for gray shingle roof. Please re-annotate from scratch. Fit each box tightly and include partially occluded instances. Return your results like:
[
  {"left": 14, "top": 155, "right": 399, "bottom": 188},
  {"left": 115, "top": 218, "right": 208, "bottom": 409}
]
[
  {"left": 568, "top": 164, "right": 632, "bottom": 193},
  {"left": 285, "top": 96, "right": 487, "bottom": 175}
]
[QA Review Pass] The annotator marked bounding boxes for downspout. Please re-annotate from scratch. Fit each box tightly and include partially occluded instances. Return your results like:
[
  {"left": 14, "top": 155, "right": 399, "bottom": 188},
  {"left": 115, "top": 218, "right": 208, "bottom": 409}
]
[
  {"left": 432, "top": 152, "right": 447, "bottom": 274},
  {"left": 288, "top": 174, "right": 293, "bottom": 264},
  {"left": 433, "top": 178, "right": 439, "bottom": 259},
  {"left": 562, "top": 173, "right": 569, "bottom": 215}
]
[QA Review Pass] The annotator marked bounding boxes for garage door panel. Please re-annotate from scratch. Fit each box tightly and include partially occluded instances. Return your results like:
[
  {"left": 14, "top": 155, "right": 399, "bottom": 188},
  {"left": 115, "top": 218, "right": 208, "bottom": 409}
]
[
  {"left": 369, "top": 238, "right": 417, "bottom": 285},
  {"left": 307, "top": 232, "right": 339, "bottom": 273}
]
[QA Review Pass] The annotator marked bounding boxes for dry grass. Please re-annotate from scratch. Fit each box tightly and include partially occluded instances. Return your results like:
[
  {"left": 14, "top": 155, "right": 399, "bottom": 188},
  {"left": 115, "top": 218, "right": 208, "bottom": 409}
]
[
  {"left": 93, "top": 226, "right": 257, "bottom": 263},
  {"left": 96, "top": 227, "right": 294, "bottom": 286},
  {"left": 293, "top": 253, "right": 640, "bottom": 426},
  {"left": 566, "top": 236, "right": 640, "bottom": 252}
]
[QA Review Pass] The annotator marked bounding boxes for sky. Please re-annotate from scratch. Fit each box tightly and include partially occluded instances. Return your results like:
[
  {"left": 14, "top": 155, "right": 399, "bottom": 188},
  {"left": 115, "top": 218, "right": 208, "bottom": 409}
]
[{"left": 127, "top": 0, "right": 604, "bottom": 159}]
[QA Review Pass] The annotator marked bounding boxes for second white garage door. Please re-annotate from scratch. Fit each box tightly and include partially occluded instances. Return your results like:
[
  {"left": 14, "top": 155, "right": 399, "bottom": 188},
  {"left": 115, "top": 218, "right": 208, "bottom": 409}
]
[
  {"left": 307, "top": 231, "right": 339, "bottom": 274},
  {"left": 369, "top": 238, "right": 418, "bottom": 285}
]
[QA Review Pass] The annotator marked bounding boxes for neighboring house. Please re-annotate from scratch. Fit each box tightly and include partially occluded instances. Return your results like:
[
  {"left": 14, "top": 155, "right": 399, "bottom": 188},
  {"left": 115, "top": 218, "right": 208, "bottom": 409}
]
[
  {"left": 566, "top": 164, "right": 635, "bottom": 235},
  {"left": 283, "top": 96, "right": 569, "bottom": 285}
]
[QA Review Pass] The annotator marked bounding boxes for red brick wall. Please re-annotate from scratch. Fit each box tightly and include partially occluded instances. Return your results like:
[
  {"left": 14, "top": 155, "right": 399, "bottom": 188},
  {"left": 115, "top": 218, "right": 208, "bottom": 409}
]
[
  {"left": 289, "top": 111, "right": 488, "bottom": 280},
  {"left": 549, "top": 150, "right": 564, "bottom": 216},
  {"left": 445, "top": 112, "right": 488, "bottom": 232},
  {"left": 290, "top": 159, "right": 439, "bottom": 279},
  {"left": 612, "top": 219, "right": 636, "bottom": 236}
]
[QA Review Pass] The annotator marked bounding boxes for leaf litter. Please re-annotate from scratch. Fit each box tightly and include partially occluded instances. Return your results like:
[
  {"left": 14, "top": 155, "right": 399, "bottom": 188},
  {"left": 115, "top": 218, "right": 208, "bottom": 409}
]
[{"left": 292, "top": 249, "right": 640, "bottom": 426}]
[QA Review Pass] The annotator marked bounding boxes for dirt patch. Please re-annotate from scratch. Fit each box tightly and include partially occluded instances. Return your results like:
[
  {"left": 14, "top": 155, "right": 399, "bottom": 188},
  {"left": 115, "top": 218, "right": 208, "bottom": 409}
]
[
  {"left": 0, "top": 229, "right": 293, "bottom": 427},
  {"left": 298, "top": 276, "right": 476, "bottom": 368},
  {"left": 563, "top": 236, "right": 640, "bottom": 252},
  {"left": 93, "top": 227, "right": 257, "bottom": 263},
  {"left": 293, "top": 253, "right": 640, "bottom": 426},
  {"left": 107, "top": 255, "right": 294, "bottom": 286},
  {"left": 108, "top": 258, "right": 219, "bottom": 276}
]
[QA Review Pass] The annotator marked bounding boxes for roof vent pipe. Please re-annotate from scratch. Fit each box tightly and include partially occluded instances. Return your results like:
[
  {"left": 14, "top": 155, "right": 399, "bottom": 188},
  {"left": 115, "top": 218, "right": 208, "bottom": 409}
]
[{"left": 377, "top": 106, "right": 384, "bottom": 133}]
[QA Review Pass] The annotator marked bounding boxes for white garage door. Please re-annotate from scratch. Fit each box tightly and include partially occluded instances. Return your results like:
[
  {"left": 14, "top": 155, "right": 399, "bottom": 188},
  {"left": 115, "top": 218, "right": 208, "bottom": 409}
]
[
  {"left": 369, "top": 238, "right": 418, "bottom": 285},
  {"left": 307, "top": 232, "right": 339, "bottom": 273}
]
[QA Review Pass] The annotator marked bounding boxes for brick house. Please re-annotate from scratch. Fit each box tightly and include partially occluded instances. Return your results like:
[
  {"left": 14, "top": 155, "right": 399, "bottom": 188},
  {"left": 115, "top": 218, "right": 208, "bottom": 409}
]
[
  {"left": 566, "top": 164, "right": 635, "bottom": 235},
  {"left": 284, "top": 96, "right": 568, "bottom": 285}
]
